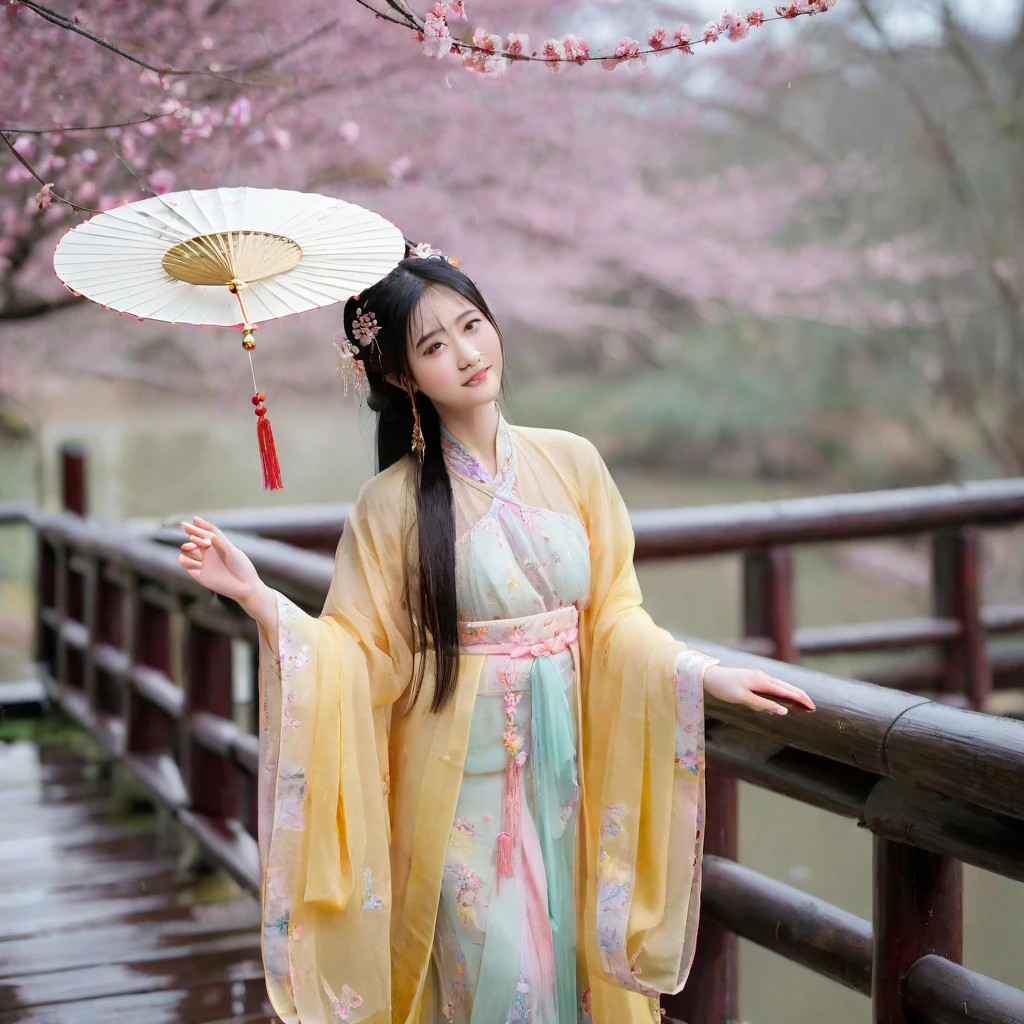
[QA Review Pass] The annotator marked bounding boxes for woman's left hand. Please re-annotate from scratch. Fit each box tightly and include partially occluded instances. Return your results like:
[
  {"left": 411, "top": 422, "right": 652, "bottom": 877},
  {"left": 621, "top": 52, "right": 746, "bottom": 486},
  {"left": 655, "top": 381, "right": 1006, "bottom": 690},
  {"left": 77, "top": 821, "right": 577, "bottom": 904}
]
[{"left": 703, "top": 664, "right": 815, "bottom": 716}]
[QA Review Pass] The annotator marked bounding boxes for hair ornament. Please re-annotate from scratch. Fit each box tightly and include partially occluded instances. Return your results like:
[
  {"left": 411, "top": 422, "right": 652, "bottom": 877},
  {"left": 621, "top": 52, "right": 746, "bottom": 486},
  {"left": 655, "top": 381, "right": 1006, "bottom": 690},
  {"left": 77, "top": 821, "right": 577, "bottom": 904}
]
[
  {"left": 408, "top": 240, "right": 461, "bottom": 268},
  {"left": 351, "top": 306, "right": 380, "bottom": 346},
  {"left": 333, "top": 332, "right": 370, "bottom": 399}
]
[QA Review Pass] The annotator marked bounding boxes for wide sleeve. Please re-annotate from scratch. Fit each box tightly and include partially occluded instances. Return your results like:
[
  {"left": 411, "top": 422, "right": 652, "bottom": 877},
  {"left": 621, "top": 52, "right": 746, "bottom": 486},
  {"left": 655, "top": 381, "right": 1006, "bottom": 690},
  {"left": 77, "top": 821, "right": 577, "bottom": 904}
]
[
  {"left": 257, "top": 477, "right": 413, "bottom": 1024},
  {"left": 574, "top": 438, "right": 718, "bottom": 1009}
]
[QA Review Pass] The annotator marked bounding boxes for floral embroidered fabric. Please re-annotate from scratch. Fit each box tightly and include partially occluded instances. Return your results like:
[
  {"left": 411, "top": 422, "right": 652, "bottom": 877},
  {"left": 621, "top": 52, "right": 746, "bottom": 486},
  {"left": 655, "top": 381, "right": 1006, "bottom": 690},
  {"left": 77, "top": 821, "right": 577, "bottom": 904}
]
[{"left": 431, "top": 417, "right": 589, "bottom": 1023}]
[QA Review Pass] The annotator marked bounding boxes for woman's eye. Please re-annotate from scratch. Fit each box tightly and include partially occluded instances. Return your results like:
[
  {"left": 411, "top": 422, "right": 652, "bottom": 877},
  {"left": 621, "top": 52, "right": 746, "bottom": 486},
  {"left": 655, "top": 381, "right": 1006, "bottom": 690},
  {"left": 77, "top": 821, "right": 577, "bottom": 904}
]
[
  {"left": 466, "top": 319, "right": 480, "bottom": 331},
  {"left": 426, "top": 341, "right": 444, "bottom": 354}
]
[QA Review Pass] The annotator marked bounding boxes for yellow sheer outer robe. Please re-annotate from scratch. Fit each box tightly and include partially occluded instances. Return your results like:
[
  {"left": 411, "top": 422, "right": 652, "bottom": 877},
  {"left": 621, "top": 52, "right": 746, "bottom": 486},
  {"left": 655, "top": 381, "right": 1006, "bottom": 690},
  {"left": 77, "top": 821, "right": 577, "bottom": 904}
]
[{"left": 257, "top": 423, "right": 713, "bottom": 1024}]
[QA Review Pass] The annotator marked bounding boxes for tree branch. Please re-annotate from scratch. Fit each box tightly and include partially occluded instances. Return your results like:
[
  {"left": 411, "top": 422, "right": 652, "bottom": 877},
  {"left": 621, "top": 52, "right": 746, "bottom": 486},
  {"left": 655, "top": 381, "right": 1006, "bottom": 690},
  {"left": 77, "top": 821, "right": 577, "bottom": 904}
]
[
  {"left": 0, "top": 292, "right": 84, "bottom": 321},
  {"left": 0, "top": 132, "right": 99, "bottom": 213},
  {"left": 853, "top": 0, "right": 1024, "bottom": 347},
  {"left": 17, "top": 0, "right": 263, "bottom": 86},
  {"left": 239, "top": 18, "right": 343, "bottom": 73},
  {"left": 0, "top": 113, "right": 163, "bottom": 135}
]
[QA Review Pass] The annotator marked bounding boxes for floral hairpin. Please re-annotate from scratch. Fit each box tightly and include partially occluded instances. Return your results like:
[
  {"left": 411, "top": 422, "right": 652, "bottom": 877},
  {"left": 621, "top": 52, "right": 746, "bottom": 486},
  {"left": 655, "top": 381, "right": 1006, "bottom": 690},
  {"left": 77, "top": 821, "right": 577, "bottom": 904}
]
[
  {"left": 408, "top": 240, "right": 461, "bottom": 267},
  {"left": 333, "top": 303, "right": 379, "bottom": 399},
  {"left": 351, "top": 306, "right": 380, "bottom": 345}
]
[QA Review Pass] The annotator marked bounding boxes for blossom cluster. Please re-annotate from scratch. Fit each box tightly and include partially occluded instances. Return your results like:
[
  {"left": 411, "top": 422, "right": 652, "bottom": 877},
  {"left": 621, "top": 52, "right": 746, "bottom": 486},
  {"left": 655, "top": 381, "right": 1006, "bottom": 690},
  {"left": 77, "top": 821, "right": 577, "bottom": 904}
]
[{"left": 412, "top": 0, "right": 837, "bottom": 75}]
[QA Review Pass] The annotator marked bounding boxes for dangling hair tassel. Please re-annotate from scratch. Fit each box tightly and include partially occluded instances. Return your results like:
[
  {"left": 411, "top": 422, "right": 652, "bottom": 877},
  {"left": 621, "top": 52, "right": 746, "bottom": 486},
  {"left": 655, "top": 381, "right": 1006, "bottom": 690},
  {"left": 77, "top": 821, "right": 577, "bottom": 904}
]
[
  {"left": 405, "top": 377, "right": 426, "bottom": 461},
  {"left": 411, "top": 418, "right": 426, "bottom": 461}
]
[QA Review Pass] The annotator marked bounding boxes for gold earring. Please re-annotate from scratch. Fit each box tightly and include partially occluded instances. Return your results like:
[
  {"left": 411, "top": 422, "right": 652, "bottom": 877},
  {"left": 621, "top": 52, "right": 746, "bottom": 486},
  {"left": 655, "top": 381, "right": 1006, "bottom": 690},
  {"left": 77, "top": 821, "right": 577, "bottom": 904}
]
[{"left": 404, "top": 376, "right": 426, "bottom": 461}]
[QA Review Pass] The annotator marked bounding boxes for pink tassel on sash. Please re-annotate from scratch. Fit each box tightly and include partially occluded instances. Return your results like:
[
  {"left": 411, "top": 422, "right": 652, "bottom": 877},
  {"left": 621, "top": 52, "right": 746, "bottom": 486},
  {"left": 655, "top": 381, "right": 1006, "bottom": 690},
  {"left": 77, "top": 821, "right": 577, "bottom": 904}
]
[{"left": 496, "top": 750, "right": 524, "bottom": 881}]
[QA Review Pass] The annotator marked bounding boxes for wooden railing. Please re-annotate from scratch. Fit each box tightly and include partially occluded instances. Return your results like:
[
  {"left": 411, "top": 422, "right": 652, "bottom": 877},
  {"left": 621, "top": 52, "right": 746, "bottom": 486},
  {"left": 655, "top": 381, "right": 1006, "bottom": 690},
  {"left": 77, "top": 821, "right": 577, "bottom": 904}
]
[
  {"left": 139, "top": 476, "right": 1024, "bottom": 712},
  {"left": 4, "top": 461, "right": 1024, "bottom": 1024}
]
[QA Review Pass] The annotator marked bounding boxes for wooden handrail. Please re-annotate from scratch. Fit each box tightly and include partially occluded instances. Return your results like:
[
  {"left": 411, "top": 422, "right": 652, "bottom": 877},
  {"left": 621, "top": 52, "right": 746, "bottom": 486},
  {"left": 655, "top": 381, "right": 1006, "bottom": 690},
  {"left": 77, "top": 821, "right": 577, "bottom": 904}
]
[
  {"left": 692, "top": 639, "right": 1024, "bottom": 822},
  {"left": 902, "top": 955, "right": 1024, "bottom": 1023},
  {"left": 126, "top": 476, "right": 1024, "bottom": 556},
  {"left": 701, "top": 855, "right": 873, "bottom": 995}
]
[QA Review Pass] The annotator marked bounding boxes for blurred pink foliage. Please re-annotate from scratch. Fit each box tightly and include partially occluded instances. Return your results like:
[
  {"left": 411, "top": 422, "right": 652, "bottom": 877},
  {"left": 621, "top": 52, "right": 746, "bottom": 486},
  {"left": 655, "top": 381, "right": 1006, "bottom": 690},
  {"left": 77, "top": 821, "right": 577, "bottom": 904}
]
[{"left": 0, "top": 0, "right": 963, "bottom": 353}]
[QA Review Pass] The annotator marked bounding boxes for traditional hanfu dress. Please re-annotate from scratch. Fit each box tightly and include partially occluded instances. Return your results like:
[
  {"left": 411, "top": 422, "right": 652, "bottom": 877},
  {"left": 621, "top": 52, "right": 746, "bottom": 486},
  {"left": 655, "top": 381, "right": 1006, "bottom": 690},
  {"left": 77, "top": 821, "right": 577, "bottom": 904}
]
[{"left": 257, "top": 415, "right": 717, "bottom": 1024}]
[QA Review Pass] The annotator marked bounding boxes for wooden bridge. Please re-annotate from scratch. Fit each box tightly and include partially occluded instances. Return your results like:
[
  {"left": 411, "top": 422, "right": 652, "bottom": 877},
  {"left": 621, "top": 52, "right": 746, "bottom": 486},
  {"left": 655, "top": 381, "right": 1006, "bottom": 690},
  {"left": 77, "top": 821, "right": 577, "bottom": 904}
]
[{"left": 3, "top": 444, "right": 1024, "bottom": 1024}]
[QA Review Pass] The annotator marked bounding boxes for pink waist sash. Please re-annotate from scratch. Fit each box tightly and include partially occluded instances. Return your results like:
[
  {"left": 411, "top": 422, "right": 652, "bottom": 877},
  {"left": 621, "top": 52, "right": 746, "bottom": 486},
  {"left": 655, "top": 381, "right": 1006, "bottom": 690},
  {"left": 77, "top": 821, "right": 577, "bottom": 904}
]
[{"left": 457, "top": 605, "right": 578, "bottom": 658}]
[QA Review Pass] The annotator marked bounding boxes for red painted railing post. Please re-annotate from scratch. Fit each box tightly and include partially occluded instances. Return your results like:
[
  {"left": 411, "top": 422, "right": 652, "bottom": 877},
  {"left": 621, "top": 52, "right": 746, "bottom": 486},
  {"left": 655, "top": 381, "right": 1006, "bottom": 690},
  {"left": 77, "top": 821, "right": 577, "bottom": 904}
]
[
  {"left": 126, "top": 587, "right": 177, "bottom": 756},
  {"left": 60, "top": 441, "right": 88, "bottom": 517},
  {"left": 183, "top": 623, "right": 236, "bottom": 821},
  {"left": 871, "top": 837, "right": 962, "bottom": 1024},
  {"left": 743, "top": 547, "right": 797, "bottom": 663},
  {"left": 663, "top": 769, "right": 739, "bottom": 1024},
  {"left": 34, "top": 537, "right": 57, "bottom": 679},
  {"left": 932, "top": 528, "right": 991, "bottom": 710}
]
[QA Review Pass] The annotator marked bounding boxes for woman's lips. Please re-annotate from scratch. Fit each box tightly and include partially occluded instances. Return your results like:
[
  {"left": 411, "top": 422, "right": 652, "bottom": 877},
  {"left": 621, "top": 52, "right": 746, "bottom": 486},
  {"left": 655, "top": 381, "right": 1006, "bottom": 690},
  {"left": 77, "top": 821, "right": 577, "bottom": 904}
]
[{"left": 464, "top": 366, "right": 489, "bottom": 386}]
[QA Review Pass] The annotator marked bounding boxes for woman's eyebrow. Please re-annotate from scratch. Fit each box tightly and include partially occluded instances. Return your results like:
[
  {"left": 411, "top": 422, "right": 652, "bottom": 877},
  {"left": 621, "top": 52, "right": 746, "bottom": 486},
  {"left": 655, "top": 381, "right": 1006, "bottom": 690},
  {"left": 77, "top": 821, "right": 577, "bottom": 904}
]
[{"left": 415, "top": 308, "right": 477, "bottom": 351}]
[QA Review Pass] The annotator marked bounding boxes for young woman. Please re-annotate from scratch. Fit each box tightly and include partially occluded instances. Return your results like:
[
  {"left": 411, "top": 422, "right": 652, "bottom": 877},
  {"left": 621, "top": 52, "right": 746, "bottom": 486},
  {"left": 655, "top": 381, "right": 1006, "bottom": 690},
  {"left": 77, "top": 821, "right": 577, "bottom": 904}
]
[{"left": 178, "top": 243, "right": 814, "bottom": 1024}]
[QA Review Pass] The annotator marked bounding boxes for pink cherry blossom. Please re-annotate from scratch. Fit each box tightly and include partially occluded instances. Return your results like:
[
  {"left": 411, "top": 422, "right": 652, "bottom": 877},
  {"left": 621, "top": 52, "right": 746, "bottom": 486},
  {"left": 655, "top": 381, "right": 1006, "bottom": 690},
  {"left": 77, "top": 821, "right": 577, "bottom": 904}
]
[
  {"left": 703, "top": 21, "right": 721, "bottom": 44},
  {"left": 720, "top": 12, "right": 750, "bottom": 42},
  {"left": 227, "top": 96, "right": 251, "bottom": 128},
  {"left": 614, "top": 37, "right": 642, "bottom": 61},
  {"left": 648, "top": 27, "right": 668, "bottom": 50},
  {"left": 747, "top": 8, "right": 765, "bottom": 26},
  {"left": 601, "top": 36, "right": 645, "bottom": 71},
  {"left": 447, "top": 0, "right": 467, "bottom": 19},
  {"left": 505, "top": 32, "right": 528, "bottom": 56},
  {"left": 472, "top": 27, "right": 499, "bottom": 53},
  {"left": 5, "top": 165, "right": 32, "bottom": 185},
  {"left": 562, "top": 34, "right": 590, "bottom": 63},
  {"left": 483, "top": 52, "right": 510, "bottom": 76},
  {"left": 421, "top": 11, "right": 452, "bottom": 59},
  {"left": 389, "top": 155, "right": 412, "bottom": 181},
  {"left": 542, "top": 38, "right": 566, "bottom": 71},
  {"left": 674, "top": 24, "right": 694, "bottom": 53},
  {"left": 34, "top": 183, "right": 53, "bottom": 210},
  {"left": 38, "top": 153, "right": 66, "bottom": 174},
  {"left": 148, "top": 168, "right": 176, "bottom": 194}
]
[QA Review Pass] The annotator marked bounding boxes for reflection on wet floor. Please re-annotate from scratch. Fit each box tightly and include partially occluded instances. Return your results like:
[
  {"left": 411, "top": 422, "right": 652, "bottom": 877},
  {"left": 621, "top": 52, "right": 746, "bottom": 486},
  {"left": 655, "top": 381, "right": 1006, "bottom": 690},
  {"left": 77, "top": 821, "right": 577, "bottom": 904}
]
[{"left": 0, "top": 739, "right": 274, "bottom": 1024}]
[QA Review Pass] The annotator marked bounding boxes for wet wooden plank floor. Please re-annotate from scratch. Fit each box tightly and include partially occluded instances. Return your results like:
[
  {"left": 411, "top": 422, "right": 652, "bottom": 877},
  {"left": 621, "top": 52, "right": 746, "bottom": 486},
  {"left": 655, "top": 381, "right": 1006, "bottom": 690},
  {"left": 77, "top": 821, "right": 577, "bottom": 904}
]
[{"left": 0, "top": 742, "right": 278, "bottom": 1024}]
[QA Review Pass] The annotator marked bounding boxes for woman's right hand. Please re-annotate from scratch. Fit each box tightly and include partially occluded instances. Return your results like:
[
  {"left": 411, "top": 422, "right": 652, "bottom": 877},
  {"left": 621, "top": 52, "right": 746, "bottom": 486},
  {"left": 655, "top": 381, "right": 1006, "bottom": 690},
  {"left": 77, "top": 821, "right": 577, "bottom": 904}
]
[{"left": 178, "top": 516, "right": 262, "bottom": 607}]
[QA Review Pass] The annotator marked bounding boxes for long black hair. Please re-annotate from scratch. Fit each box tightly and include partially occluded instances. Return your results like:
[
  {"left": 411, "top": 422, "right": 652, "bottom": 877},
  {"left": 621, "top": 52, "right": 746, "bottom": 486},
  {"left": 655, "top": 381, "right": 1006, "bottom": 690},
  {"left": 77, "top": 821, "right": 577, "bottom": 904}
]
[{"left": 341, "top": 245, "right": 504, "bottom": 712}]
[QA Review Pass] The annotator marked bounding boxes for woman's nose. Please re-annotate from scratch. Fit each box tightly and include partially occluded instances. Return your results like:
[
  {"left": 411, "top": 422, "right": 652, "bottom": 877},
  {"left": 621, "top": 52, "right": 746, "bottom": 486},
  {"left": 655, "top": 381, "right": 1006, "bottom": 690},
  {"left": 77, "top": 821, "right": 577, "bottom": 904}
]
[{"left": 456, "top": 340, "right": 482, "bottom": 368}]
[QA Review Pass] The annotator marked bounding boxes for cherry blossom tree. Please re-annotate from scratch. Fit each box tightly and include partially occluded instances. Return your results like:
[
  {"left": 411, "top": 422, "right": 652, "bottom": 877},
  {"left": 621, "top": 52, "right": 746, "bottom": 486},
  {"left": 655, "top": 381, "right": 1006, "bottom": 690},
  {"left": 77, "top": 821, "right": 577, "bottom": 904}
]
[{"left": 1, "top": 0, "right": 969, "bottom": 420}]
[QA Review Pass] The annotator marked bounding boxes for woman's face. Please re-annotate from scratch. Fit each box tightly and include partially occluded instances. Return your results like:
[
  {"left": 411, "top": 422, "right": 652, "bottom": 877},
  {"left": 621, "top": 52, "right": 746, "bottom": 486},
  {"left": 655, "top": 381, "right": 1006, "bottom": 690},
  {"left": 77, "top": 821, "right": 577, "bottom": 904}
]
[{"left": 404, "top": 283, "right": 503, "bottom": 414}]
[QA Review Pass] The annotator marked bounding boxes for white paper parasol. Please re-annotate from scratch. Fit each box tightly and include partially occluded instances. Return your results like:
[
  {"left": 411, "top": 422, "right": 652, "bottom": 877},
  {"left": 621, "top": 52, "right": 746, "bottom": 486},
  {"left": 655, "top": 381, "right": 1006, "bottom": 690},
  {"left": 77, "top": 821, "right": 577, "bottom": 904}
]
[{"left": 53, "top": 186, "right": 407, "bottom": 489}]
